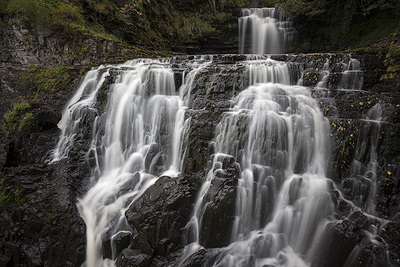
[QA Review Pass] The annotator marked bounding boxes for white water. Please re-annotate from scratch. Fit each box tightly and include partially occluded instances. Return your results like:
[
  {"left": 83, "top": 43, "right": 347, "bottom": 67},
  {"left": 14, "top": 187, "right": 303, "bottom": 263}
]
[
  {"left": 49, "top": 66, "right": 109, "bottom": 162},
  {"left": 49, "top": 56, "right": 221, "bottom": 267},
  {"left": 79, "top": 60, "right": 188, "bottom": 267},
  {"left": 239, "top": 8, "right": 295, "bottom": 54},
  {"left": 182, "top": 62, "right": 334, "bottom": 266}
]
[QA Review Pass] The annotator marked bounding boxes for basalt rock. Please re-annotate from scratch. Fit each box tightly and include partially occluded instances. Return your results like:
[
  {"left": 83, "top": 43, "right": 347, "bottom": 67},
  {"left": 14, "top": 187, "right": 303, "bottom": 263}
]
[
  {"left": 311, "top": 220, "right": 363, "bottom": 267},
  {"left": 0, "top": 159, "right": 89, "bottom": 266},
  {"left": 124, "top": 175, "right": 197, "bottom": 263},
  {"left": 199, "top": 156, "right": 239, "bottom": 248}
]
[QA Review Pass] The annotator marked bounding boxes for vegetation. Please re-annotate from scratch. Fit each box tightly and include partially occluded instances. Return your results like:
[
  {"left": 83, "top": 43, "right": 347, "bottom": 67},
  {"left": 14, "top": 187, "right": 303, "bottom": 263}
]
[
  {"left": 0, "top": 179, "right": 25, "bottom": 208},
  {"left": 270, "top": 0, "right": 400, "bottom": 52},
  {"left": 381, "top": 33, "right": 400, "bottom": 80},
  {"left": 0, "top": 0, "right": 252, "bottom": 49},
  {"left": 0, "top": 0, "right": 399, "bottom": 53},
  {"left": 2, "top": 101, "right": 34, "bottom": 136},
  {"left": 28, "top": 65, "right": 72, "bottom": 93}
]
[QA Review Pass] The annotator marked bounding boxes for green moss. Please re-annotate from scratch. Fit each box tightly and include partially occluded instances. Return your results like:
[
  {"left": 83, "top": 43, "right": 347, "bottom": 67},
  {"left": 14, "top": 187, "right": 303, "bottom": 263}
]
[
  {"left": 2, "top": 101, "right": 34, "bottom": 136},
  {"left": 0, "top": 179, "right": 25, "bottom": 207},
  {"left": 13, "top": 189, "right": 25, "bottom": 205},
  {"left": 28, "top": 65, "right": 72, "bottom": 93},
  {"left": 380, "top": 35, "right": 400, "bottom": 80},
  {"left": 69, "top": 22, "right": 122, "bottom": 43},
  {"left": 0, "top": 191, "right": 11, "bottom": 208},
  {"left": 19, "top": 112, "right": 34, "bottom": 131},
  {"left": 14, "top": 101, "right": 31, "bottom": 111}
]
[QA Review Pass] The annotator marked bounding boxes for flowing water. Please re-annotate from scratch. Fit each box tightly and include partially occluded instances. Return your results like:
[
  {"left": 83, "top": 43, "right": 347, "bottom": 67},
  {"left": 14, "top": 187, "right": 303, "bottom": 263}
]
[
  {"left": 239, "top": 8, "right": 296, "bottom": 54},
  {"left": 183, "top": 60, "right": 389, "bottom": 266},
  {"left": 49, "top": 7, "right": 394, "bottom": 267},
  {"left": 51, "top": 57, "right": 215, "bottom": 267}
]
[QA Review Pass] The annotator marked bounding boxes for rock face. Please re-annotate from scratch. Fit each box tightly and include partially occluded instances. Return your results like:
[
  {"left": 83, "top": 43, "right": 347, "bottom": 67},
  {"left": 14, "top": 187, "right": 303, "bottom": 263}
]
[
  {"left": 0, "top": 136, "right": 89, "bottom": 266},
  {"left": 124, "top": 175, "right": 197, "bottom": 259},
  {"left": 199, "top": 155, "right": 239, "bottom": 248}
]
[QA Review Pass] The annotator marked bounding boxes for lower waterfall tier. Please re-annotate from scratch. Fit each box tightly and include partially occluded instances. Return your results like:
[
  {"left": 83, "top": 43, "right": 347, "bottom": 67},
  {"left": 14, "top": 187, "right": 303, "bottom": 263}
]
[{"left": 0, "top": 54, "right": 399, "bottom": 267}]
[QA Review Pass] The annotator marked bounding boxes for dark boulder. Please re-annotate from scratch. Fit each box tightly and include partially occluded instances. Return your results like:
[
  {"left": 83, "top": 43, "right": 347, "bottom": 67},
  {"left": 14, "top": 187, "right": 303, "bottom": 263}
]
[
  {"left": 115, "top": 249, "right": 152, "bottom": 267},
  {"left": 199, "top": 156, "right": 239, "bottom": 248},
  {"left": 311, "top": 220, "right": 362, "bottom": 267},
  {"left": 125, "top": 175, "right": 198, "bottom": 259}
]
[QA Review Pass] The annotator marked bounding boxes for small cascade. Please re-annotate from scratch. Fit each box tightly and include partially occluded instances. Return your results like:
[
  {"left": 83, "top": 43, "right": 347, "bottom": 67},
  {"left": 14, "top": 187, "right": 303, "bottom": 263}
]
[
  {"left": 341, "top": 104, "right": 384, "bottom": 215},
  {"left": 49, "top": 66, "right": 110, "bottom": 162},
  {"left": 339, "top": 58, "right": 364, "bottom": 91},
  {"left": 239, "top": 8, "right": 295, "bottom": 54},
  {"left": 78, "top": 59, "right": 189, "bottom": 267},
  {"left": 247, "top": 58, "right": 291, "bottom": 85}
]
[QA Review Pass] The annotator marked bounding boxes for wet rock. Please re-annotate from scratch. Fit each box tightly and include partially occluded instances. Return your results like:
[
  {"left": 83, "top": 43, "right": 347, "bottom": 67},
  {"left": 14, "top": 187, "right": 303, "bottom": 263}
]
[
  {"left": 199, "top": 158, "right": 239, "bottom": 248},
  {"left": 311, "top": 220, "right": 363, "bottom": 267},
  {"left": 37, "top": 110, "right": 61, "bottom": 131},
  {"left": 348, "top": 238, "right": 395, "bottom": 267},
  {"left": 0, "top": 159, "right": 89, "bottom": 266},
  {"left": 183, "top": 109, "right": 218, "bottom": 178},
  {"left": 348, "top": 210, "right": 370, "bottom": 229},
  {"left": 115, "top": 249, "right": 151, "bottom": 267},
  {"left": 302, "top": 71, "right": 320, "bottom": 87},
  {"left": 95, "top": 74, "right": 115, "bottom": 113},
  {"left": 381, "top": 218, "right": 400, "bottom": 265},
  {"left": 102, "top": 231, "right": 132, "bottom": 260},
  {"left": 180, "top": 249, "right": 217, "bottom": 267},
  {"left": 125, "top": 175, "right": 197, "bottom": 257}
]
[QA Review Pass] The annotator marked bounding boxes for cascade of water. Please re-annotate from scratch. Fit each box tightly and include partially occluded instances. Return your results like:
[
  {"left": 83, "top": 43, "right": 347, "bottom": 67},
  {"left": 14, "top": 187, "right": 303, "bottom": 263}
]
[
  {"left": 339, "top": 58, "right": 364, "bottom": 91},
  {"left": 247, "top": 58, "right": 291, "bottom": 85},
  {"left": 239, "top": 8, "right": 295, "bottom": 54},
  {"left": 78, "top": 60, "right": 189, "bottom": 267},
  {"left": 50, "top": 34, "right": 393, "bottom": 266},
  {"left": 177, "top": 58, "right": 331, "bottom": 265},
  {"left": 342, "top": 103, "right": 384, "bottom": 215},
  {"left": 176, "top": 53, "right": 393, "bottom": 266},
  {"left": 52, "top": 57, "right": 220, "bottom": 266},
  {"left": 49, "top": 66, "right": 109, "bottom": 163},
  {"left": 56, "top": 61, "right": 169, "bottom": 266},
  {"left": 206, "top": 80, "right": 334, "bottom": 266}
]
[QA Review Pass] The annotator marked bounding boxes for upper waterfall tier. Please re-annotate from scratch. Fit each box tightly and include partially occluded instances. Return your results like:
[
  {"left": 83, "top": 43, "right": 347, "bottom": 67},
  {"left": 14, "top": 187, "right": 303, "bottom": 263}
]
[{"left": 239, "top": 8, "right": 296, "bottom": 54}]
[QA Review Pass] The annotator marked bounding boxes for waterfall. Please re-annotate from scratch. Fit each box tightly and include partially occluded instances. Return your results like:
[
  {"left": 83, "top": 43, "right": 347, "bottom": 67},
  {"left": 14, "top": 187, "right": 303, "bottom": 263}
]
[
  {"left": 50, "top": 58, "right": 211, "bottom": 266},
  {"left": 49, "top": 66, "right": 110, "bottom": 163},
  {"left": 178, "top": 56, "right": 336, "bottom": 265},
  {"left": 239, "top": 8, "right": 296, "bottom": 54},
  {"left": 78, "top": 60, "right": 189, "bottom": 267},
  {"left": 49, "top": 7, "right": 395, "bottom": 266}
]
